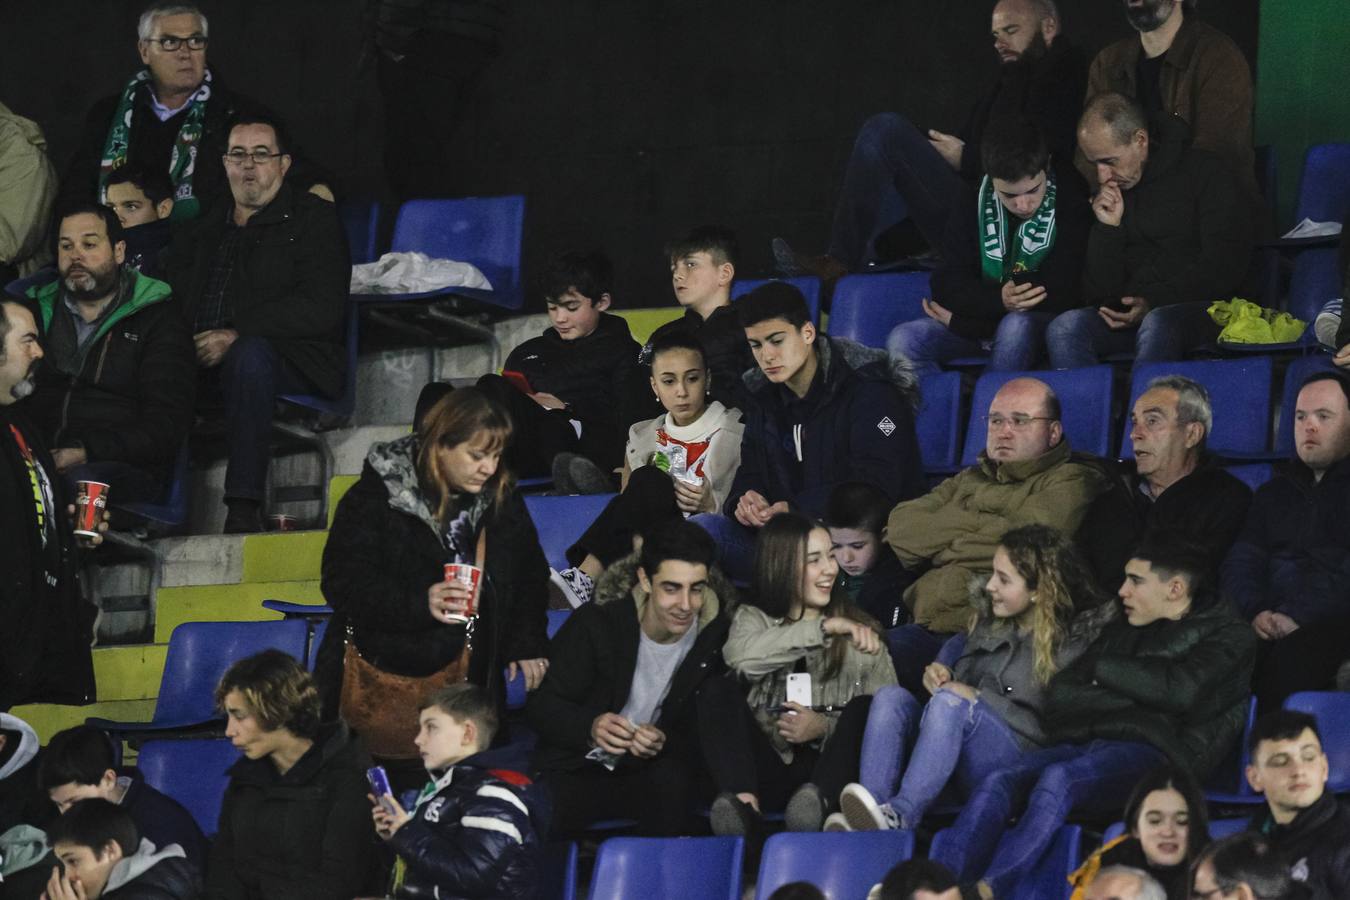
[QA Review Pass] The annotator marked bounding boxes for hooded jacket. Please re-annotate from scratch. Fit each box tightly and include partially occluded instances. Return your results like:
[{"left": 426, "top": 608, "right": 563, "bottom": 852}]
[
  {"left": 206, "top": 722, "right": 373, "bottom": 900},
  {"left": 1080, "top": 116, "right": 1252, "bottom": 310},
  {"left": 103, "top": 839, "right": 201, "bottom": 900},
  {"left": 1043, "top": 597, "right": 1256, "bottom": 778},
  {"left": 1253, "top": 792, "right": 1350, "bottom": 900},
  {"left": 316, "top": 434, "right": 550, "bottom": 715},
  {"left": 526, "top": 551, "right": 734, "bottom": 774},
  {"left": 726, "top": 335, "right": 925, "bottom": 517},
  {"left": 0, "top": 714, "right": 53, "bottom": 835},
  {"left": 888, "top": 441, "right": 1113, "bottom": 634},
  {"left": 26, "top": 269, "right": 194, "bottom": 474}
]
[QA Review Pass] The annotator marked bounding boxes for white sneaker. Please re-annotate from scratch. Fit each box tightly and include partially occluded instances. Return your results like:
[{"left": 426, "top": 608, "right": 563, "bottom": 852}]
[
  {"left": 839, "top": 783, "right": 900, "bottom": 831},
  {"left": 822, "top": 812, "right": 852, "bottom": 832},
  {"left": 549, "top": 567, "right": 595, "bottom": 608}
]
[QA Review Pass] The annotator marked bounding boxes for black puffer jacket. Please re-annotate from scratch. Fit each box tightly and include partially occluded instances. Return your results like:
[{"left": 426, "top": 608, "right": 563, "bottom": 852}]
[
  {"left": 1254, "top": 792, "right": 1350, "bottom": 900},
  {"left": 388, "top": 756, "right": 540, "bottom": 899},
  {"left": 1081, "top": 117, "right": 1252, "bottom": 309},
  {"left": 315, "top": 435, "right": 549, "bottom": 715},
  {"left": 1044, "top": 597, "right": 1256, "bottom": 778},
  {"left": 206, "top": 722, "right": 374, "bottom": 900}
]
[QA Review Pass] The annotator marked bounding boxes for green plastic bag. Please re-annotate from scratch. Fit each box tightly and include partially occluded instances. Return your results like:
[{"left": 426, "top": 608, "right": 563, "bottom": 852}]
[{"left": 1209, "top": 298, "right": 1306, "bottom": 345}]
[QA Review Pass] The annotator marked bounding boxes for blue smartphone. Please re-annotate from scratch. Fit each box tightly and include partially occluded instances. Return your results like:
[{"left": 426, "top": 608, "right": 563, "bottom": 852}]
[{"left": 367, "top": 766, "right": 397, "bottom": 814}]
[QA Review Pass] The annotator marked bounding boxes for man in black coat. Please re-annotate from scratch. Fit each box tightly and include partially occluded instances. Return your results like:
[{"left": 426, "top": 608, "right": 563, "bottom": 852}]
[
  {"left": 0, "top": 300, "right": 96, "bottom": 711},
  {"left": 167, "top": 115, "right": 349, "bottom": 533},
  {"left": 774, "top": 0, "right": 1087, "bottom": 276},
  {"left": 1246, "top": 710, "right": 1350, "bottom": 900},
  {"left": 1047, "top": 92, "right": 1253, "bottom": 367},
  {"left": 526, "top": 521, "right": 733, "bottom": 837}
]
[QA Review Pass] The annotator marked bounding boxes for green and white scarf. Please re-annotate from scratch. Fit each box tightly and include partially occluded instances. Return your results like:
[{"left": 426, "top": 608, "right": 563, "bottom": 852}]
[
  {"left": 98, "top": 68, "right": 212, "bottom": 221},
  {"left": 978, "top": 169, "right": 1058, "bottom": 282}
]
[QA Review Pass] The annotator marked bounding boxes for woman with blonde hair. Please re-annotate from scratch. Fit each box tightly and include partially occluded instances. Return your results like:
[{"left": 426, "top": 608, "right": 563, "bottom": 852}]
[{"left": 838, "top": 523, "right": 1111, "bottom": 832}]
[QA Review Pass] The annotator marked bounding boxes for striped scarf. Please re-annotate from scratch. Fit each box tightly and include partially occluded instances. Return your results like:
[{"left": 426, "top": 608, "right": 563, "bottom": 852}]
[{"left": 978, "top": 169, "right": 1057, "bottom": 282}]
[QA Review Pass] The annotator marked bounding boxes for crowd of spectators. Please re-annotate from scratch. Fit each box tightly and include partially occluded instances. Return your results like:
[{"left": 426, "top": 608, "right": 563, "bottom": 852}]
[{"left": 1, "top": 0, "right": 1348, "bottom": 898}]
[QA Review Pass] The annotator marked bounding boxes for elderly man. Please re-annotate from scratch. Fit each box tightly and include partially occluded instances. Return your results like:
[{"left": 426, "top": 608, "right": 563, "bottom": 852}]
[
  {"left": 885, "top": 376, "right": 1112, "bottom": 686},
  {"left": 0, "top": 300, "right": 96, "bottom": 711},
  {"left": 61, "top": 2, "right": 326, "bottom": 219},
  {"left": 1047, "top": 92, "right": 1252, "bottom": 367},
  {"left": 774, "top": 0, "right": 1086, "bottom": 278},
  {"left": 1222, "top": 372, "right": 1350, "bottom": 713},
  {"left": 167, "top": 115, "right": 348, "bottom": 533},
  {"left": 1080, "top": 374, "right": 1251, "bottom": 587},
  {"left": 1193, "top": 833, "right": 1306, "bottom": 900},
  {"left": 1086, "top": 866, "right": 1167, "bottom": 900},
  {"left": 23, "top": 204, "right": 194, "bottom": 504}
]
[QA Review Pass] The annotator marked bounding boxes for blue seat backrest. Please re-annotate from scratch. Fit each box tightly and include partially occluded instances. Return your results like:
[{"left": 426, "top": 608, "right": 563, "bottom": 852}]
[
  {"left": 1276, "top": 354, "right": 1337, "bottom": 456},
  {"left": 1224, "top": 463, "right": 1274, "bottom": 493},
  {"left": 136, "top": 738, "right": 240, "bottom": 836},
  {"left": 1124, "top": 358, "right": 1273, "bottom": 458},
  {"left": 539, "top": 842, "right": 578, "bottom": 900},
  {"left": 390, "top": 196, "right": 527, "bottom": 308},
  {"left": 154, "top": 620, "right": 309, "bottom": 724},
  {"left": 961, "top": 366, "right": 1114, "bottom": 467},
  {"left": 827, "top": 273, "right": 930, "bottom": 348},
  {"left": 1284, "top": 692, "right": 1350, "bottom": 793},
  {"left": 524, "top": 494, "right": 617, "bottom": 571},
  {"left": 338, "top": 199, "right": 382, "bottom": 264},
  {"left": 753, "top": 831, "right": 915, "bottom": 900},
  {"left": 1291, "top": 143, "right": 1350, "bottom": 225},
  {"left": 731, "top": 276, "right": 822, "bottom": 325},
  {"left": 588, "top": 836, "right": 744, "bottom": 900},
  {"left": 917, "top": 371, "right": 962, "bottom": 471}
]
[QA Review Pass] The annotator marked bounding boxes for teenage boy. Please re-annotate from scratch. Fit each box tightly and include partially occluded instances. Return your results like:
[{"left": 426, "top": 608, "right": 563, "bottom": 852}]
[
  {"left": 527, "top": 520, "right": 733, "bottom": 837},
  {"left": 931, "top": 534, "right": 1255, "bottom": 895},
  {"left": 642, "top": 225, "right": 752, "bottom": 410},
  {"left": 370, "top": 684, "right": 540, "bottom": 899},
  {"left": 886, "top": 116, "right": 1089, "bottom": 377},
  {"left": 1244, "top": 710, "right": 1350, "bottom": 898},
  {"left": 693, "top": 282, "right": 925, "bottom": 581},
  {"left": 43, "top": 799, "right": 201, "bottom": 900},
  {"left": 39, "top": 725, "right": 207, "bottom": 870},
  {"left": 479, "top": 249, "right": 642, "bottom": 486},
  {"left": 104, "top": 163, "right": 174, "bottom": 279}
]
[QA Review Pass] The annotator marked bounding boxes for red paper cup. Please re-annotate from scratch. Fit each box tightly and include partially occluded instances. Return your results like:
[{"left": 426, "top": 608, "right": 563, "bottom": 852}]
[
  {"left": 74, "top": 480, "right": 110, "bottom": 538},
  {"left": 443, "top": 563, "right": 484, "bottom": 622},
  {"left": 267, "top": 513, "right": 298, "bottom": 532}
]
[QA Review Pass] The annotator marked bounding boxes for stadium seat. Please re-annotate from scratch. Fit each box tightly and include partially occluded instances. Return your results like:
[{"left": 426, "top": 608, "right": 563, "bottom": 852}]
[
  {"left": 917, "top": 371, "right": 963, "bottom": 473},
  {"left": 87, "top": 620, "right": 309, "bottom": 738},
  {"left": 588, "top": 836, "right": 743, "bottom": 900},
  {"left": 1123, "top": 358, "right": 1274, "bottom": 459},
  {"left": 732, "top": 276, "right": 822, "bottom": 325},
  {"left": 505, "top": 609, "right": 572, "bottom": 710},
  {"left": 826, "top": 272, "right": 930, "bottom": 348},
  {"left": 960, "top": 366, "right": 1114, "bottom": 467},
  {"left": 540, "top": 842, "right": 579, "bottom": 900},
  {"left": 1012, "top": 824, "right": 1081, "bottom": 900},
  {"left": 1290, "top": 143, "right": 1350, "bottom": 230},
  {"left": 136, "top": 738, "right": 239, "bottom": 836},
  {"left": 1224, "top": 463, "right": 1275, "bottom": 492},
  {"left": 524, "top": 493, "right": 617, "bottom": 571},
  {"left": 1102, "top": 817, "right": 1249, "bottom": 843},
  {"left": 260, "top": 600, "right": 334, "bottom": 670},
  {"left": 1275, "top": 353, "right": 1337, "bottom": 456},
  {"left": 337, "top": 199, "right": 383, "bottom": 264},
  {"left": 1283, "top": 692, "right": 1350, "bottom": 793},
  {"left": 752, "top": 831, "right": 915, "bottom": 900},
  {"left": 1205, "top": 697, "right": 1264, "bottom": 806},
  {"left": 112, "top": 443, "right": 191, "bottom": 534}
]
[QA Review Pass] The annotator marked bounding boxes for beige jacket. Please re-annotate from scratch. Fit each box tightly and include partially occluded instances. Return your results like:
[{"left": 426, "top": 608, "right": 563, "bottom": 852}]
[{"left": 0, "top": 102, "right": 56, "bottom": 275}]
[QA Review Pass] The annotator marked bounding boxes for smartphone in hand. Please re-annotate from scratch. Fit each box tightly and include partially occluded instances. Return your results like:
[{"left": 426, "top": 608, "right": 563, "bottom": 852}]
[{"left": 367, "top": 766, "right": 397, "bottom": 814}]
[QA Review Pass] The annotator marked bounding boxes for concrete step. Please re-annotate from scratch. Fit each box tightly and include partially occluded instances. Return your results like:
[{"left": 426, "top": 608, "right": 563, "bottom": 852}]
[
  {"left": 92, "top": 644, "right": 169, "bottom": 701},
  {"left": 154, "top": 580, "right": 323, "bottom": 642},
  {"left": 12, "top": 700, "right": 157, "bottom": 744}
]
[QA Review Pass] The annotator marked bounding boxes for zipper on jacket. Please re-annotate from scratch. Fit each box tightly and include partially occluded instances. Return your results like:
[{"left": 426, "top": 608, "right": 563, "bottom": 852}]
[{"left": 793, "top": 424, "right": 803, "bottom": 462}]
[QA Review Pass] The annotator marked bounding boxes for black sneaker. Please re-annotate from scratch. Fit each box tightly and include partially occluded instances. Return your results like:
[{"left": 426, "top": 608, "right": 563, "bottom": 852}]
[{"left": 710, "top": 792, "right": 759, "bottom": 837}]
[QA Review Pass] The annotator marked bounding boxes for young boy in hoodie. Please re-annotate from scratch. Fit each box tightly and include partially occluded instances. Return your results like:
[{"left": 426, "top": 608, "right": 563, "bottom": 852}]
[
  {"left": 370, "top": 684, "right": 540, "bottom": 899},
  {"left": 43, "top": 799, "right": 200, "bottom": 900}
]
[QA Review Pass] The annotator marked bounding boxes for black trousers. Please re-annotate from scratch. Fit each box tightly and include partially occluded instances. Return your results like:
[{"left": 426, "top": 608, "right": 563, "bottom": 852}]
[
  {"left": 542, "top": 750, "right": 701, "bottom": 838},
  {"left": 566, "top": 465, "right": 682, "bottom": 567},
  {"left": 1254, "top": 624, "right": 1350, "bottom": 716}
]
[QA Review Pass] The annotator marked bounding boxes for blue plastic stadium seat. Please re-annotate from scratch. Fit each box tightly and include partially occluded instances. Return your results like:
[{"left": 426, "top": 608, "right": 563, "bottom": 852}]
[
  {"left": 1224, "top": 463, "right": 1275, "bottom": 492},
  {"left": 1205, "top": 697, "right": 1264, "bottom": 806},
  {"left": 961, "top": 366, "right": 1114, "bottom": 467},
  {"left": 731, "top": 276, "right": 822, "bottom": 325},
  {"left": 114, "top": 443, "right": 191, "bottom": 532},
  {"left": 540, "top": 842, "right": 579, "bottom": 900},
  {"left": 136, "top": 738, "right": 239, "bottom": 836},
  {"left": 753, "top": 831, "right": 915, "bottom": 900},
  {"left": 338, "top": 199, "right": 382, "bottom": 265},
  {"left": 278, "top": 297, "right": 360, "bottom": 420},
  {"left": 1290, "top": 143, "right": 1350, "bottom": 229},
  {"left": 523, "top": 494, "right": 617, "bottom": 571},
  {"left": 826, "top": 272, "right": 930, "bottom": 348},
  {"left": 1124, "top": 358, "right": 1274, "bottom": 459},
  {"left": 505, "top": 609, "right": 572, "bottom": 710},
  {"left": 260, "top": 599, "right": 334, "bottom": 671},
  {"left": 588, "top": 836, "right": 743, "bottom": 900},
  {"left": 917, "top": 371, "right": 962, "bottom": 473},
  {"left": 1283, "top": 692, "right": 1350, "bottom": 793},
  {"left": 87, "top": 620, "right": 309, "bottom": 736},
  {"left": 1275, "top": 353, "right": 1337, "bottom": 456}
]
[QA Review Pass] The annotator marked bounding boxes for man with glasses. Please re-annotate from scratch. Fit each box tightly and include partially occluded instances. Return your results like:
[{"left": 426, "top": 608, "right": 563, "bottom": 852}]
[
  {"left": 884, "top": 377, "right": 1112, "bottom": 686},
  {"left": 166, "top": 115, "right": 348, "bottom": 533},
  {"left": 61, "top": 2, "right": 327, "bottom": 220},
  {"left": 1192, "top": 832, "right": 1309, "bottom": 900}
]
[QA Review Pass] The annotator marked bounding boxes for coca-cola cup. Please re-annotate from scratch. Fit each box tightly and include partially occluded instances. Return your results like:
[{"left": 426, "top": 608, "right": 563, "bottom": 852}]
[
  {"left": 267, "top": 513, "right": 298, "bottom": 532},
  {"left": 74, "top": 480, "right": 110, "bottom": 539},
  {"left": 442, "top": 563, "right": 484, "bottom": 622}
]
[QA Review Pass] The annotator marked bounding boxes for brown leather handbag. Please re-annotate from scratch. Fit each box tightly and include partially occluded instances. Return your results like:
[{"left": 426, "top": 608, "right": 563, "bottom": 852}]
[{"left": 339, "top": 530, "right": 485, "bottom": 759}]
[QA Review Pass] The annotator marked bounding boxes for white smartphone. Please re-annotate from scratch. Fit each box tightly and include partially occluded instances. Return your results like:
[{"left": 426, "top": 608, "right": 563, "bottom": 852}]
[{"left": 786, "top": 672, "right": 813, "bottom": 708}]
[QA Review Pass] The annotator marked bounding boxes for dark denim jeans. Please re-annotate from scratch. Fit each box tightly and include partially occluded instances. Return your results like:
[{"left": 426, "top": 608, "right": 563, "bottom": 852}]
[
  {"left": 211, "top": 336, "right": 310, "bottom": 502},
  {"left": 887, "top": 311, "right": 1056, "bottom": 378},
  {"left": 1045, "top": 301, "right": 1219, "bottom": 368}
]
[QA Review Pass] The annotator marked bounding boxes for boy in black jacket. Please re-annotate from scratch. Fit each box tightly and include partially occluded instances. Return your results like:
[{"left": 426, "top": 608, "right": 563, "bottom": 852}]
[
  {"left": 371, "top": 684, "right": 540, "bottom": 900},
  {"left": 825, "top": 481, "right": 910, "bottom": 631},
  {"left": 479, "top": 250, "right": 642, "bottom": 485},
  {"left": 43, "top": 799, "right": 201, "bottom": 900},
  {"left": 887, "top": 116, "right": 1088, "bottom": 377}
]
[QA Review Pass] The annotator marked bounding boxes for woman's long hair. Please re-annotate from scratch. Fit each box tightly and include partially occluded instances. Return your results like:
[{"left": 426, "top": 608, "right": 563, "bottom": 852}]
[
  {"left": 415, "top": 386, "right": 514, "bottom": 523},
  {"left": 1124, "top": 764, "right": 1210, "bottom": 863},
  {"left": 751, "top": 511, "right": 880, "bottom": 681},
  {"left": 990, "top": 523, "right": 1099, "bottom": 686}
]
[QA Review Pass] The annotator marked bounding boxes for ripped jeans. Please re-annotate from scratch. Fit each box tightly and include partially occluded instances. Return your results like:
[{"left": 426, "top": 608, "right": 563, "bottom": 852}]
[{"left": 858, "top": 685, "right": 1025, "bottom": 828}]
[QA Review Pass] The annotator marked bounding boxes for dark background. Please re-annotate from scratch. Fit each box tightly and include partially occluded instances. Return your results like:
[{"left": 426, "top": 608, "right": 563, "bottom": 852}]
[{"left": 0, "top": 0, "right": 1259, "bottom": 311}]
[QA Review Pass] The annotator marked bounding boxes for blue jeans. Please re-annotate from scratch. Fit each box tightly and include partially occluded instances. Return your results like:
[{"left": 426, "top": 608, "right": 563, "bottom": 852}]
[
  {"left": 689, "top": 512, "right": 757, "bottom": 584},
  {"left": 887, "top": 312, "right": 1056, "bottom": 378},
  {"left": 210, "top": 336, "right": 310, "bottom": 502},
  {"left": 1045, "top": 301, "right": 1220, "bottom": 368},
  {"left": 932, "top": 740, "right": 1164, "bottom": 888},
  {"left": 829, "top": 113, "right": 962, "bottom": 268}
]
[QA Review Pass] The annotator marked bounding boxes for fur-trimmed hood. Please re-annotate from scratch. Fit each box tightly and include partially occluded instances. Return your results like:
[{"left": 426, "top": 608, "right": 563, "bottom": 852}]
[
  {"left": 741, "top": 333, "right": 920, "bottom": 412},
  {"left": 593, "top": 548, "right": 738, "bottom": 630}
]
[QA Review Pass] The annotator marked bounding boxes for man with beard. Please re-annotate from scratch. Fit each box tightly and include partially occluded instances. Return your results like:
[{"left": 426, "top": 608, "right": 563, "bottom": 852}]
[
  {"left": 1081, "top": 0, "right": 1262, "bottom": 228},
  {"left": 773, "top": 0, "right": 1086, "bottom": 280},
  {"left": 167, "top": 115, "right": 349, "bottom": 533},
  {"left": 0, "top": 299, "right": 97, "bottom": 711},
  {"left": 23, "top": 204, "right": 194, "bottom": 504}
]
